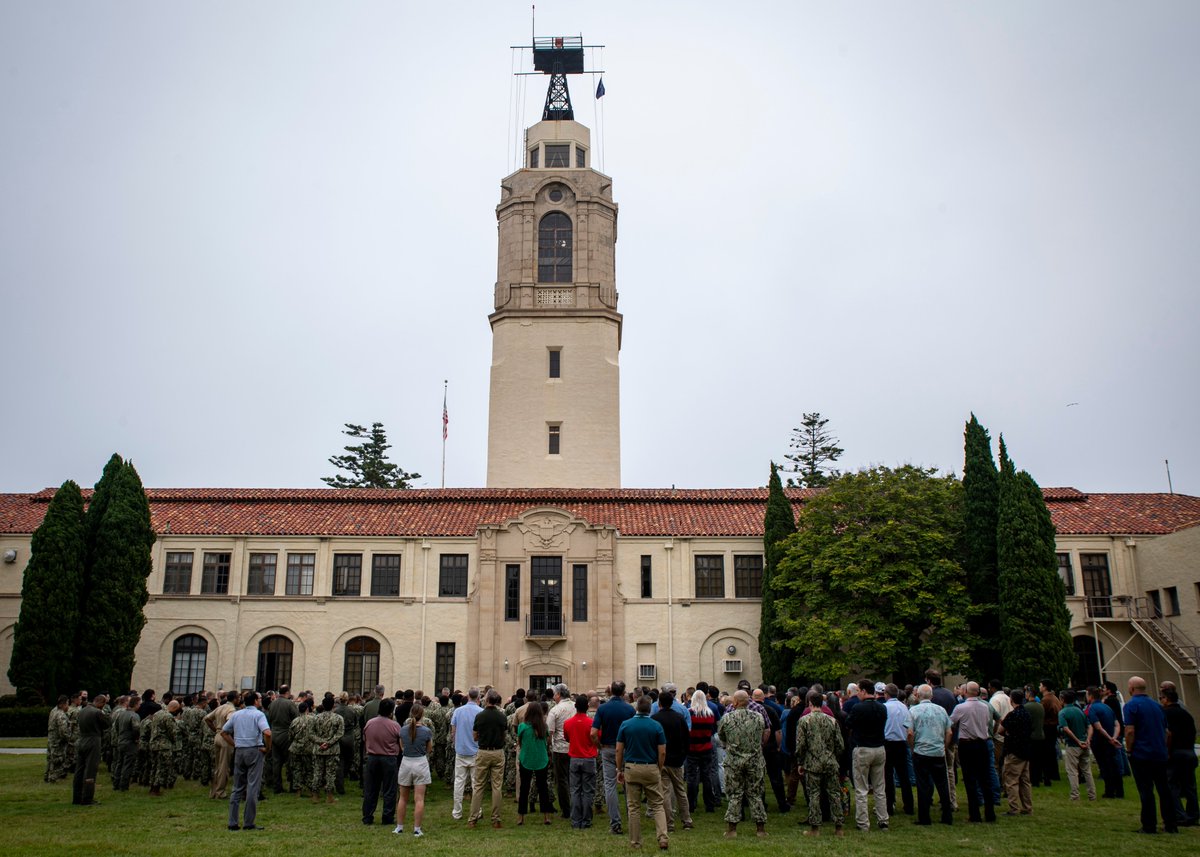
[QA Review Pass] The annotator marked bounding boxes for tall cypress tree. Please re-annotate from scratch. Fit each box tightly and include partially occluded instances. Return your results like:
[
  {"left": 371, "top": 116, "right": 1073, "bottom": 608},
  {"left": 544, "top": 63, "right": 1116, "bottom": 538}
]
[
  {"left": 996, "top": 437, "right": 1074, "bottom": 688},
  {"left": 77, "top": 459, "right": 155, "bottom": 694},
  {"left": 7, "top": 480, "right": 86, "bottom": 702},
  {"left": 760, "top": 462, "right": 797, "bottom": 686},
  {"left": 962, "top": 414, "right": 1002, "bottom": 680}
]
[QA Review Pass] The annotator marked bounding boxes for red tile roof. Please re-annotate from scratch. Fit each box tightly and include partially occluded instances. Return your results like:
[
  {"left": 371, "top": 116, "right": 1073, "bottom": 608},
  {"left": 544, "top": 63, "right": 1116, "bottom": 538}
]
[{"left": 0, "top": 487, "right": 1196, "bottom": 539}]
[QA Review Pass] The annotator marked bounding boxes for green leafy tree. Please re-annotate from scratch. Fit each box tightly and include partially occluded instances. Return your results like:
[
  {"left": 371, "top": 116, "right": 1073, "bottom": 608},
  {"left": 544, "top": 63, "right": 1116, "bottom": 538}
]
[
  {"left": 784, "top": 412, "right": 844, "bottom": 488},
  {"left": 323, "top": 422, "right": 421, "bottom": 488},
  {"left": 774, "top": 465, "right": 972, "bottom": 684},
  {"left": 963, "top": 414, "right": 1002, "bottom": 680},
  {"left": 759, "top": 462, "right": 797, "bottom": 686},
  {"left": 996, "top": 437, "right": 1074, "bottom": 689},
  {"left": 7, "top": 480, "right": 87, "bottom": 702},
  {"left": 76, "top": 459, "right": 156, "bottom": 695}
]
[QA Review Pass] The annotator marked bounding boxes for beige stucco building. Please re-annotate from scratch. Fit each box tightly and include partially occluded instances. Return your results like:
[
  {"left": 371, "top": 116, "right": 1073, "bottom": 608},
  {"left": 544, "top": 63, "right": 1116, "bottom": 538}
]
[{"left": 1, "top": 51, "right": 1198, "bottom": 705}]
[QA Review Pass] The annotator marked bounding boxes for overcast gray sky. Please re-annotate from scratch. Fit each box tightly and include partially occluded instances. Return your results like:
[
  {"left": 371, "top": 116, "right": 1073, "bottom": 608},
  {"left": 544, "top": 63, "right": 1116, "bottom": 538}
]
[{"left": 2, "top": 2, "right": 1197, "bottom": 495}]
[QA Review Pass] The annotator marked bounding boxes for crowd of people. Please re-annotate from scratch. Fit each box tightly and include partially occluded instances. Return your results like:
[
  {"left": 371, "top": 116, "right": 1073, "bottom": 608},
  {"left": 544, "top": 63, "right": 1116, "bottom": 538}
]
[{"left": 41, "top": 669, "right": 1198, "bottom": 844}]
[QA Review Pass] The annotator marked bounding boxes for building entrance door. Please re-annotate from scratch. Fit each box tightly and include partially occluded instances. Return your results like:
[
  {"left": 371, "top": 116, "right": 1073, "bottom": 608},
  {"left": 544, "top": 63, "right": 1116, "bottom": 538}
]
[
  {"left": 530, "top": 556, "right": 563, "bottom": 636},
  {"left": 529, "top": 675, "right": 562, "bottom": 694}
]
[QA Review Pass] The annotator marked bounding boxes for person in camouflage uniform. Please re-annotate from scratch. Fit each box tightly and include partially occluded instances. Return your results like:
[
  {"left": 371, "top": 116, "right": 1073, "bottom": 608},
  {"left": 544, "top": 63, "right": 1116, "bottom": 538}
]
[
  {"left": 174, "top": 694, "right": 204, "bottom": 780},
  {"left": 352, "top": 695, "right": 366, "bottom": 781},
  {"left": 147, "top": 701, "right": 180, "bottom": 795},
  {"left": 310, "top": 696, "right": 345, "bottom": 802},
  {"left": 503, "top": 691, "right": 524, "bottom": 797},
  {"left": 718, "top": 689, "right": 770, "bottom": 837},
  {"left": 45, "top": 696, "right": 72, "bottom": 783},
  {"left": 65, "top": 692, "right": 82, "bottom": 774},
  {"left": 441, "top": 695, "right": 458, "bottom": 787},
  {"left": 112, "top": 696, "right": 141, "bottom": 791},
  {"left": 427, "top": 696, "right": 451, "bottom": 782},
  {"left": 289, "top": 700, "right": 316, "bottom": 798},
  {"left": 333, "top": 693, "right": 359, "bottom": 794},
  {"left": 795, "top": 690, "right": 845, "bottom": 837}
]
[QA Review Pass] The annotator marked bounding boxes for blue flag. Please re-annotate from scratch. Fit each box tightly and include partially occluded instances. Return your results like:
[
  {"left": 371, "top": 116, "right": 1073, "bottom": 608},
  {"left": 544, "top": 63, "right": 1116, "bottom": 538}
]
[{"left": 596, "top": 77, "right": 605, "bottom": 99}]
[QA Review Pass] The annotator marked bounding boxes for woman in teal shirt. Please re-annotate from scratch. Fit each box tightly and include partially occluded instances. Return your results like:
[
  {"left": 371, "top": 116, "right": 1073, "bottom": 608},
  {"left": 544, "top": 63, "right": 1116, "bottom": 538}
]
[{"left": 517, "top": 702, "right": 553, "bottom": 825}]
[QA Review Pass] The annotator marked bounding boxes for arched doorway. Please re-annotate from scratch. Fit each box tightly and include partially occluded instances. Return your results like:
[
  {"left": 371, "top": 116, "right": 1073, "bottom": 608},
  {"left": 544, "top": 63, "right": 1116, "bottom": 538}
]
[{"left": 256, "top": 634, "right": 293, "bottom": 692}]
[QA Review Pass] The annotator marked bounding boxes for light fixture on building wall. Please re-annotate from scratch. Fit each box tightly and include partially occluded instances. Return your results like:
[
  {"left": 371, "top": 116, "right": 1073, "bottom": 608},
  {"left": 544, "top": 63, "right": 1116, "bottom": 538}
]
[
  {"left": 2, "top": 549, "right": 16, "bottom": 564},
  {"left": 581, "top": 660, "right": 587, "bottom": 670},
  {"left": 726, "top": 645, "right": 737, "bottom": 655},
  {"left": 504, "top": 658, "right": 510, "bottom": 671}
]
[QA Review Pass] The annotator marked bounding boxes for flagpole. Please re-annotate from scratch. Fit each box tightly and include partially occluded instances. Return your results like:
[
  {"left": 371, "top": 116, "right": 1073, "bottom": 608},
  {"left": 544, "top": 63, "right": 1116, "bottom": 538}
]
[{"left": 441, "top": 380, "right": 448, "bottom": 489}]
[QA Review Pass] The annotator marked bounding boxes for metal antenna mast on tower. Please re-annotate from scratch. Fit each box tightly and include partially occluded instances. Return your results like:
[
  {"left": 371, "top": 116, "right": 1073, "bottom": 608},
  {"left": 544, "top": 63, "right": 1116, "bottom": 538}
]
[{"left": 513, "top": 34, "right": 603, "bottom": 122}]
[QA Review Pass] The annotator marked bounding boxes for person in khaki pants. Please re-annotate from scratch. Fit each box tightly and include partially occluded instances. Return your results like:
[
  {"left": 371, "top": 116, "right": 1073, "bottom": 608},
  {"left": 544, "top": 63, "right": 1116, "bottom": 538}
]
[
  {"left": 204, "top": 691, "right": 238, "bottom": 799},
  {"left": 996, "top": 690, "right": 1034, "bottom": 815},
  {"left": 468, "top": 690, "right": 508, "bottom": 828},
  {"left": 616, "top": 696, "right": 669, "bottom": 850}
]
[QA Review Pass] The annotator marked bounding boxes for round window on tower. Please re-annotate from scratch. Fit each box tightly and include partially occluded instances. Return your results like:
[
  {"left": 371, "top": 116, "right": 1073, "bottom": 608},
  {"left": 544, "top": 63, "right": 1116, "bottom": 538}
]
[{"left": 547, "top": 186, "right": 564, "bottom": 203}]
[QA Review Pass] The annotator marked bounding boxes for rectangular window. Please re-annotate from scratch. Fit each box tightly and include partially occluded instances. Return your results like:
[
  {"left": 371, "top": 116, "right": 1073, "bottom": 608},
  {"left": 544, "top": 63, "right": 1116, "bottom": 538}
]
[
  {"left": 505, "top": 564, "right": 520, "bottom": 621},
  {"left": 1165, "top": 586, "right": 1180, "bottom": 616},
  {"left": 573, "top": 564, "right": 588, "bottom": 622},
  {"left": 734, "top": 555, "right": 764, "bottom": 598},
  {"left": 285, "top": 553, "right": 315, "bottom": 596},
  {"left": 1147, "top": 589, "right": 1163, "bottom": 618},
  {"left": 694, "top": 555, "right": 725, "bottom": 599},
  {"left": 370, "top": 554, "right": 401, "bottom": 597},
  {"left": 640, "top": 555, "right": 652, "bottom": 599},
  {"left": 439, "top": 554, "right": 468, "bottom": 597},
  {"left": 529, "top": 147, "right": 539, "bottom": 168},
  {"left": 247, "top": 553, "right": 277, "bottom": 595},
  {"left": 545, "top": 144, "right": 569, "bottom": 167},
  {"left": 332, "top": 553, "right": 362, "bottom": 596},
  {"left": 435, "top": 642, "right": 456, "bottom": 692},
  {"left": 548, "top": 424, "right": 561, "bottom": 455},
  {"left": 200, "top": 552, "right": 231, "bottom": 594},
  {"left": 163, "top": 552, "right": 194, "bottom": 594},
  {"left": 575, "top": 146, "right": 586, "bottom": 168},
  {"left": 1056, "top": 552, "right": 1075, "bottom": 596},
  {"left": 548, "top": 348, "right": 561, "bottom": 378}
]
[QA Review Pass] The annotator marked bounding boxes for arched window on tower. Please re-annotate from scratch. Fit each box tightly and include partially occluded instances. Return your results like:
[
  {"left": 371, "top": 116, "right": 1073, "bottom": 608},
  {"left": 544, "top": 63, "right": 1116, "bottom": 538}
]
[
  {"left": 538, "top": 212, "right": 573, "bottom": 283},
  {"left": 343, "top": 636, "right": 381, "bottom": 696},
  {"left": 170, "top": 634, "right": 208, "bottom": 696}
]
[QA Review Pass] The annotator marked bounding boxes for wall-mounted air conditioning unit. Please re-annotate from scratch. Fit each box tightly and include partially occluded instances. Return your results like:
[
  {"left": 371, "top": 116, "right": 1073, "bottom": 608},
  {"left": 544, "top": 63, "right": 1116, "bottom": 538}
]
[
  {"left": 638, "top": 664, "right": 656, "bottom": 682},
  {"left": 723, "top": 659, "right": 743, "bottom": 674}
]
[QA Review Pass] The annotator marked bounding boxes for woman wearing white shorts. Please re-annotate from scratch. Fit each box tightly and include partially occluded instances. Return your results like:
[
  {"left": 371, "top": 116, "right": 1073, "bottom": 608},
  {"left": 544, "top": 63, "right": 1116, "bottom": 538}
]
[{"left": 395, "top": 703, "right": 433, "bottom": 837}]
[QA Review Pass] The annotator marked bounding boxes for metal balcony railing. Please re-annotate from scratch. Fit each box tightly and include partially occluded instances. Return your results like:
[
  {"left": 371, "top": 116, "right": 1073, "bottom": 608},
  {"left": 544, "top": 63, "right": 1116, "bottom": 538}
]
[
  {"left": 1086, "top": 595, "right": 1200, "bottom": 670},
  {"left": 525, "top": 611, "right": 565, "bottom": 638}
]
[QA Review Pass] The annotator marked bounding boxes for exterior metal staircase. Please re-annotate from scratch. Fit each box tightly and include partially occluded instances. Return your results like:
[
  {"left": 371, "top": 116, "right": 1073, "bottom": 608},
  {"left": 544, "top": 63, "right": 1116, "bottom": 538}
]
[{"left": 1087, "top": 595, "right": 1200, "bottom": 675}]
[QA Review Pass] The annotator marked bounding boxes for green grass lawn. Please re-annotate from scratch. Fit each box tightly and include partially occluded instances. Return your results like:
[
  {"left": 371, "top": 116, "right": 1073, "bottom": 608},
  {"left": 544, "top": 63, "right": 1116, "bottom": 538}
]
[{"left": 0, "top": 751, "right": 1193, "bottom": 856}]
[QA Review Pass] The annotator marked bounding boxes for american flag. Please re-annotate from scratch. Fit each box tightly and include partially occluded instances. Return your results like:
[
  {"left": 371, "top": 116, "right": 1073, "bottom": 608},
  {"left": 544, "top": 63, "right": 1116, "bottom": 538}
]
[{"left": 442, "top": 388, "right": 449, "bottom": 441}]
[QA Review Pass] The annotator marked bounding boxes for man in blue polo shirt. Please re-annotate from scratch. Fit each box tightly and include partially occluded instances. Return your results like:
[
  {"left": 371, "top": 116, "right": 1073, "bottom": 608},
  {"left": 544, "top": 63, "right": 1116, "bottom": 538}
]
[
  {"left": 221, "top": 691, "right": 272, "bottom": 831},
  {"left": 616, "top": 695, "right": 667, "bottom": 850},
  {"left": 592, "top": 681, "right": 635, "bottom": 835},
  {"left": 1124, "top": 675, "right": 1177, "bottom": 834}
]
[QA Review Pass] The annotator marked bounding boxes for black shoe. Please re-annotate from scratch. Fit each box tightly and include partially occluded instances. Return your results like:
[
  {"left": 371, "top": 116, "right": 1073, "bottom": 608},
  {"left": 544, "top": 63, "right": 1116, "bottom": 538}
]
[
  {"left": 228, "top": 825, "right": 240, "bottom": 831},
  {"left": 363, "top": 819, "right": 373, "bottom": 825},
  {"left": 243, "top": 825, "right": 264, "bottom": 831},
  {"left": 612, "top": 825, "right": 623, "bottom": 835}
]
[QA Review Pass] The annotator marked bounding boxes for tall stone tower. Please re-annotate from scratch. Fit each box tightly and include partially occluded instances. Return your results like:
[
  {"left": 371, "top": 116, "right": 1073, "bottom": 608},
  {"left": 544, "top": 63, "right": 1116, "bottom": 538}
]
[{"left": 486, "top": 39, "right": 620, "bottom": 488}]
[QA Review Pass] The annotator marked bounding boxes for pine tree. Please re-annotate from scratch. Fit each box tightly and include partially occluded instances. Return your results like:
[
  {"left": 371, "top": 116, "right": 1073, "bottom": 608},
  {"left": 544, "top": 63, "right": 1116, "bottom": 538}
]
[
  {"left": 962, "top": 414, "right": 1002, "bottom": 680},
  {"left": 7, "top": 480, "right": 86, "bottom": 702},
  {"left": 783, "top": 412, "right": 844, "bottom": 488},
  {"left": 760, "top": 462, "right": 797, "bottom": 686},
  {"left": 323, "top": 422, "right": 421, "bottom": 488},
  {"left": 996, "top": 437, "right": 1074, "bottom": 689},
  {"left": 77, "top": 460, "right": 155, "bottom": 694}
]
